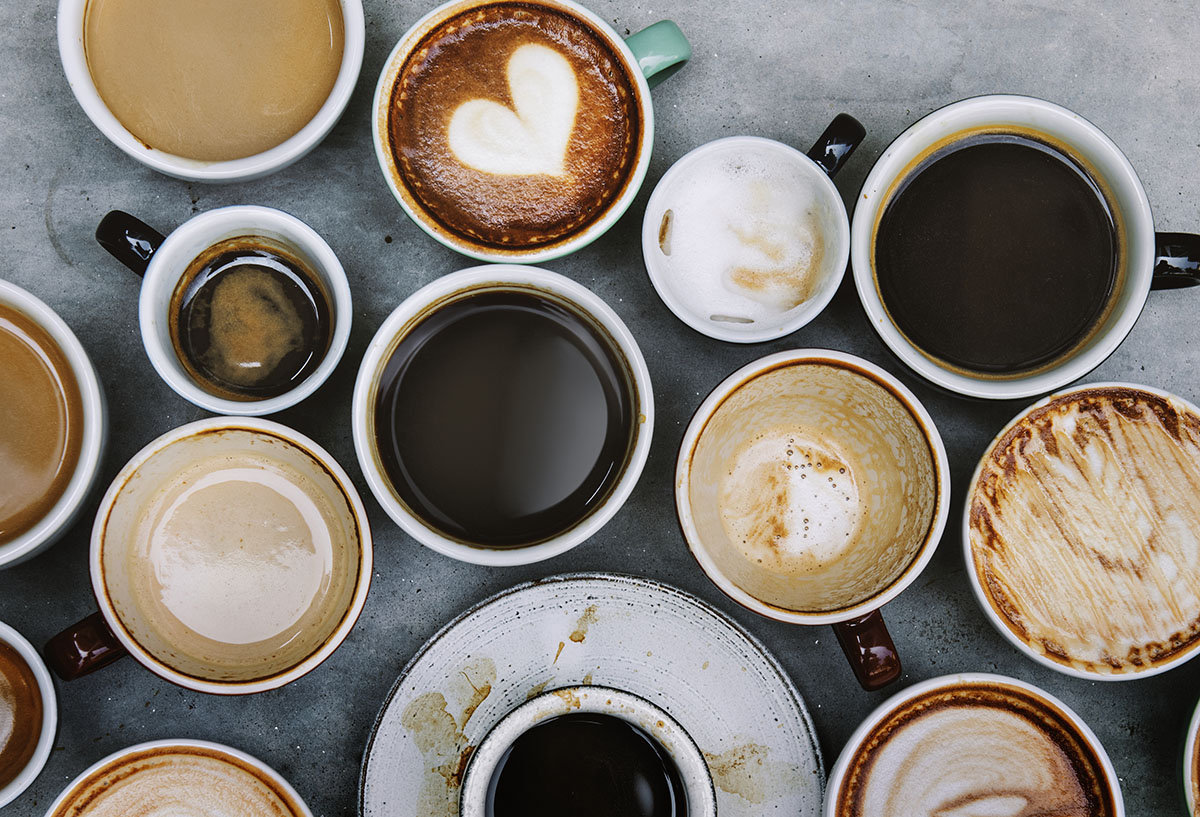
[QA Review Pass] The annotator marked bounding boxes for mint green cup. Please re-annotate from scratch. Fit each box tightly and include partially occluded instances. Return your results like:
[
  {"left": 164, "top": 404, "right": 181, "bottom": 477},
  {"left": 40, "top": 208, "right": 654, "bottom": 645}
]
[{"left": 372, "top": 0, "right": 690, "bottom": 263}]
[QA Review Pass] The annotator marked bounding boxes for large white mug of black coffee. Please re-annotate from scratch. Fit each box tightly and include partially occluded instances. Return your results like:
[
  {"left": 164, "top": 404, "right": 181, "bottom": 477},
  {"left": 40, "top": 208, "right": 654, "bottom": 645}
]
[
  {"left": 43, "top": 417, "right": 372, "bottom": 694},
  {"left": 0, "top": 280, "right": 106, "bottom": 569},
  {"left": 95, "top": 206, "right": 351, "bottom": 416},
  {"left": 852, "top": 94, "right": 1200, "bottom": 400},
  {"left": 824, "top": 673, "right": 1124, "bottom": 817},
  {"left": 58, "top": 0, "right": 364, "bottom": 182},
  {"left": 353, "top": 265, "right": 653, "bottom": 566},
  {"left": 676, "top": 350, "right": 950, "bottom": 690},
  {"left": 373, "top": 0, "right": 690, "bottom": 263}
]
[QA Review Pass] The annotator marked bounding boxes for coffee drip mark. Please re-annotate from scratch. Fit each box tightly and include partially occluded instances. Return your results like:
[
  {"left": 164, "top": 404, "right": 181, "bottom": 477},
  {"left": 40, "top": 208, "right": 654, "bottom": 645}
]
[
  {"left": 702, "top": 743, "right": 794, "bottom": 805},
  {"left": 569, "top": 604, "right": 598, "bottom": 643},
  {"left": 659, "top": 210, "right": 673, "bottom": 255},
  {"left": 448, "top": 45, "right": 579, "bottom": 177}
]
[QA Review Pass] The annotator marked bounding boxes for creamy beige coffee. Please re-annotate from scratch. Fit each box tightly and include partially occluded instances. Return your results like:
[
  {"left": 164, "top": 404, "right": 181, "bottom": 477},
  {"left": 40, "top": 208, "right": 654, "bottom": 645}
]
[
  {"left": 84, "top": 0, "right": 344, "bottom": 162},
  {"left": 99, "top": 428, "right": 362, "bottom": 683},
  {"left": 48, "top": 745, "right": 305, "bottom": 817},
  {"left": 0, "top": 302, "right": 83, "bottom": 545},
  {"left": 0, "top": 639, "right": 43, "bottom": 790},
  {"left": 970, "top": 386, "right": 1200, "bottom": 674},
  {"left": 833, "top": 680, "right": 1117, "bottom": 817},
  {"left": 685, "top": 361, "right": 938, "bottom": 612},
  {"left": 387, "top": 1, "right": 642, "bottom": 251}
]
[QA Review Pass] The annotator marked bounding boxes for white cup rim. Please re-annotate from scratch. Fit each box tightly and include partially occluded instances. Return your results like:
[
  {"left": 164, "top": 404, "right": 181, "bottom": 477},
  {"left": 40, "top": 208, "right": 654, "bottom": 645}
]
[
  {"left": 41, "top": 739, "right": 314, "bottom": 817},
  {"left": 1185, "top": 695, "right": 1200, "bottom": 814},
  {"left": 370, "top": 0, "right": 656, "bottom": 264},
  {"left": 0, "top": 279, "right": 106, "bottom": 568},
  {"left": 89, "top": 416, "right": 373, "bottom": 695},
  {"left": 675, "top": 348, "right": 950, "bottom": 624},
  {"left": 823, "top": 672, "right": 1125, "bottom": 817},
  {"left": 136, "top": 205, "right": 352, "bottom": 416},
  {"left": 962, "top": 380, "right": 1200, "bottom": 680},
  {"left": 56, "top": 0, "right": 365, "bottom": 183},
  {"left": 641, "top": 134, "right": 850, "bottom": 343},
  {"left": 0, "top": 622, "right": 58, "bottom": 810},
  {"left": 850, "top": 93, "right": 1156, "bottom": 400},
  {"left": 352, "top": 265, "right": 654, "bottom": 566}
]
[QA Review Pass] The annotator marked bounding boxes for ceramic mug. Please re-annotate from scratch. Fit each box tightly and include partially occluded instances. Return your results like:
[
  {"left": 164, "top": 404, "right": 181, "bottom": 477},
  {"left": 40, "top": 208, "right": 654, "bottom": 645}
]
[
  {"left": 851, "top": 94, "right": 1200, "bottom": 400},
  {"left": 0, "top": 622, "right": 57, "bottom": 809}
]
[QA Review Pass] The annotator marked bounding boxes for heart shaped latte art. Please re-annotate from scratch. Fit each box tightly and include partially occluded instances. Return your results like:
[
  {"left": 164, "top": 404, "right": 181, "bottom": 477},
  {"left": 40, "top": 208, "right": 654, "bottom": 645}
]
[{"left": 448, "top": 44, "right": 580, "bottom": 177}]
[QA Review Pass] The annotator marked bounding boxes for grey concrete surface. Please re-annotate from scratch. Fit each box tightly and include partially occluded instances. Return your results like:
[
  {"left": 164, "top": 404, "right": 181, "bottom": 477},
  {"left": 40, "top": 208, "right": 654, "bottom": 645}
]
[{"left": 1, "top": 1, "right": 1198, "bottom": 814}]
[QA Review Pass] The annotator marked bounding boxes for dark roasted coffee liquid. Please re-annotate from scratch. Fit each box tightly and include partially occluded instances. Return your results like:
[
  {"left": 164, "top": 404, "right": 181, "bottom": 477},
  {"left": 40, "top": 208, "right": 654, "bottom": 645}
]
[
  {"left": 875, "top": 132, "right": 1118, "bottom": 374},
  {"left": 485, "top": 713, "right": 688, "bottom": 817},
  {"left": 170, "top": 237, "right": 332, "bottom": 401},
  {"left": 374, "top": 289, "right": 635, "bottom": 547}
]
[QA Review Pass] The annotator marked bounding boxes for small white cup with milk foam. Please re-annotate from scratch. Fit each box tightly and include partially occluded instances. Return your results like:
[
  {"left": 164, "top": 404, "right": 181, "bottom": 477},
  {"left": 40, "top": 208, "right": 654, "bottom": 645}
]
[{"left": 642, "top": 115, "right": 864, "bottom": 343}]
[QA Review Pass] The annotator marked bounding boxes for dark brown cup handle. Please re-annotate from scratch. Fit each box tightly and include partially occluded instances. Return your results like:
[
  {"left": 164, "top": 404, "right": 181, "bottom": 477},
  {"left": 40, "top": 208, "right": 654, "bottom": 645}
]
[
  {"left": 96, "top": 210, "right": 166, "bottom": 278},
  {"left": 44, "top": 612, "right": 127, "bottom": 681},
  {"left": 805, "top": 113, "right": 866, "bottom": 177},
  {"left": 832, "top": 609, "right": 902, "bottom": 691},
  {"left": 1152, "top": 232, "right": 1200, "bottom": 290}
]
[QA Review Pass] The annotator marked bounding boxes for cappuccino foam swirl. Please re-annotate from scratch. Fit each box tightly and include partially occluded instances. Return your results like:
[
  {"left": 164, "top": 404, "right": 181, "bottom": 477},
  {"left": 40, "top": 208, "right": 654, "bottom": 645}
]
[{"left": 970, "top": 387, "right": 1200, "bottom": 673}]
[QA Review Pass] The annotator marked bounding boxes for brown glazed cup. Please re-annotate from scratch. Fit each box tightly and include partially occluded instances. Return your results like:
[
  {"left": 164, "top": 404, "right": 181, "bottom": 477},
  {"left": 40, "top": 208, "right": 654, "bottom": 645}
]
[{"left": 676, "top": 349, "right": 950, "bottom": 690}]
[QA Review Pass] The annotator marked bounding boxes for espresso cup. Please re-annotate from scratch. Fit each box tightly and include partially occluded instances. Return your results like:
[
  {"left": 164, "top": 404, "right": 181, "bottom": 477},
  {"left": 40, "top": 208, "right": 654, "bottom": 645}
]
[
  {"left": 642, "top": 116, "right": 865, "bottom": 343},
  {"left": 676, "top": 349, "right": 950, "bottom": 690},
  {"left": 825, "top": 673, "right": 1124, "bottom": 817},
  {"left": 0, "top": 623, "right": 57, "bottom": 809},
  {"left": 58, "top": 0, "right": 364, "bottom": 182},
  {"left": 0, "top": 279, "right": 106, "bottom": 569},
  {"left": 851, "top": 94, "right": 1200, "bottom": 400},
  {"left": 965, "top": 382, "right": 1200, "bottom": 680},
  {"left": 460, "top": 686, "right": 716, "bottom": 817},
  {"left": 353, "top": 265, "right": 653, "bottom": 566},
  {"left": 44, "top": 417, "right": 372, "bottom": 694},
  {"left": 373, "top": 0, "right": 690, "bottom": 263},
  {"left": 95, "top": 206, "right": 351, "bottom": 416},
  {"left": 43, "top": 739, "right": 313, "bottom": 817}
]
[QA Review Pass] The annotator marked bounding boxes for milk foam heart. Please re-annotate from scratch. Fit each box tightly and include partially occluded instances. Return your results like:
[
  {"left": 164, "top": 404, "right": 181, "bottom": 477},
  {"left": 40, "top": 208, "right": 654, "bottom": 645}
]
[{"left": 448, "top": 44, "right": 579, "bottom": 176}]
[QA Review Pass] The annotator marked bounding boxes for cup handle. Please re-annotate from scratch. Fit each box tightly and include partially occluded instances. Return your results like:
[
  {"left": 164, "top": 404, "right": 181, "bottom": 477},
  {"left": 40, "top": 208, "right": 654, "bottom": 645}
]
[
  {"left": 96, "top": 210, "right": 166, "bottom": 278},
  {"left": 624, "top": 21, "right": 691, "bottom": 89},
  {"left": 1152, "top": 232, "right": 1200, "bottom": 290},
  {"left": 44, "top": 612, "right": 128, "bottom": 681},
  {"left": 806, "top": 113, "right": 866, "bottom": 177},
  {"left": 832, "top": 609, "right": 902, "bottom": 691}
]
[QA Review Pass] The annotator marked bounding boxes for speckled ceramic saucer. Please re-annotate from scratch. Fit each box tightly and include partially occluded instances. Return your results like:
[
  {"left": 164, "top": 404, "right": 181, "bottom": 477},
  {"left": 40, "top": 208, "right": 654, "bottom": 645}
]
[{"left": 358, "top": 572, "right": 824, "bottom": 816}]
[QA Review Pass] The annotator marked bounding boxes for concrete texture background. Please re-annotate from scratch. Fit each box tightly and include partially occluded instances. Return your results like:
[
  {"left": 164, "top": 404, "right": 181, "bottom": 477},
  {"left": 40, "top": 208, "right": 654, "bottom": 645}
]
[{"left": 2, "top": 0, "right": 1198, "bottom": 814}]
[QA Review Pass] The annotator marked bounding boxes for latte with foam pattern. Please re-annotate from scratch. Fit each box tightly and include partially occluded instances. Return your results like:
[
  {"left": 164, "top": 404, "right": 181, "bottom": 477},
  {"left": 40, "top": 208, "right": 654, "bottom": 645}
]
[
  {"left": 833, "top": 680, "right": 1117, "bottom": 817},
  {"left": 970, "top": 386, "right": 1200, "bottom": 674},
  {"left": 0, "top": 640, "right": 42, "bottom": 790},
  {"left": 387, "top": 1, "right": 642, "bottom": 251}
]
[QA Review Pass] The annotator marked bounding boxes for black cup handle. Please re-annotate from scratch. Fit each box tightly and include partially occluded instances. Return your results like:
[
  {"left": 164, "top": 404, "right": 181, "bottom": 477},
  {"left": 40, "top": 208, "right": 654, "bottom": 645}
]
[
  {"left": 96, "top": 210, "right": 166, "bottom": 278},
  {"left": 1152, "top": 232, "right": 1200, "bottom": 290},
  {"left": 806, "top": 113, "right": 866, "bottom": 177}
]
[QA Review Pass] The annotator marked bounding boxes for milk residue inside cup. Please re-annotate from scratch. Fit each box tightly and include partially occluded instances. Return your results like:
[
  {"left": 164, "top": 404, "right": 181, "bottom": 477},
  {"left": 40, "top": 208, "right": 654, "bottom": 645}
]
[{"left": 655, "top": 149, "right": 827, "bottom": 325}]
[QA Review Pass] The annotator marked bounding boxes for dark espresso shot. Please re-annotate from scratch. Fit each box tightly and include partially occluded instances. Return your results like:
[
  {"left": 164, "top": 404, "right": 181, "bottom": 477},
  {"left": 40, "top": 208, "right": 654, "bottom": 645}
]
[
  {"left": 170, "top": 237, "right": 332, "bottom": 400},
  {"left": 874, "top": 131, "right": 1118, "bottom": 375},
  {"left": 485, "top": 713, "right": 689, "bottom": 817},
  {"left": 374, "top": 289, "right": 636, "bottom": 547}
]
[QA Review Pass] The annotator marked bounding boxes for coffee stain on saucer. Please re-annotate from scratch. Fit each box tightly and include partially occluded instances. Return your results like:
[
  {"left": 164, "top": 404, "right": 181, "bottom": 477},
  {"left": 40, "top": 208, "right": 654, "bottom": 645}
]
[
  {"left": 704, "top": 742, "right": 794, "bottom": 804},
  {"left": 570, "top": 604, "right": 598, "bottom": 643}
]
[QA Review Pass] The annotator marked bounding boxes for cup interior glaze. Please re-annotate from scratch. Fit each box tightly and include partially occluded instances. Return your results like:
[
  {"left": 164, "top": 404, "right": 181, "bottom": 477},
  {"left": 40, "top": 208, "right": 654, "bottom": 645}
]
[
  {"left": 56, "top": 0, "right": 365, "bottom": 183},
  {"left": 677, "top": 350, "right": 949, "bottom": 623},
  {"left": 851, "top": 95, "right": 1155, "bottom": 399},
  {"left": 138, "top": 206, "right": 352, "bottom": 416},
  {"left": 0, "top": 623, "right": 57, "bottom": 809},
  {"left": 352, "top": 265, "right": 653, "bottom": 566},
  {"left": 0, "top": 280, "right": 106, "bottom": 569}
]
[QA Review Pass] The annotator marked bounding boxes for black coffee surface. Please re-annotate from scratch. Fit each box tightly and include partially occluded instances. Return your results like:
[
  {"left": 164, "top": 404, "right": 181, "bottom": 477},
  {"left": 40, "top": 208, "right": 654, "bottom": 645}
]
[
  {"left": 875, "top": 132, "right": 1117, "bottom": 374},
  {"left": 374, "top": 289, "right": 635, "bottom": 547},
  {"left": 171, "top": 240, "right": 332, "bottom": 401},
  {"left": 485, "top": 713, "right": 688, "bottom": 817}
]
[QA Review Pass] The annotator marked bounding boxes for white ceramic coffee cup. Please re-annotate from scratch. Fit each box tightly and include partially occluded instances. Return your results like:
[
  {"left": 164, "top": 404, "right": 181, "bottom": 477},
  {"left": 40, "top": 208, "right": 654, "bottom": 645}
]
[
  {"left": 42, "top": 739, "right": 313, "bottom": 817},
  {"left": 1185, "top": 696, "right": 1200, "bottom": 815},
  {"left": 0, "top": 279, "right": 106, "bottom": 569},
  {"left": 851, "top": 94, "right": 1198, "bottom": 400},
  {"left": 0, "top": 622, "right": 57, "bottom": 809},
  {"left": 460, "top": 686, "right": 716, "bottom": 817},
  {"left": 824, "top": 673, "right": 1125, "bottom": 817},
  {"left": 57, "top": 0, "right": 364, "bottom": 183},
  {"left": 352, "top": 265, "right": 653, "bottom": 566},
  {"left": 95, "top": 206, "right": 351, "bottom": 416}
]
